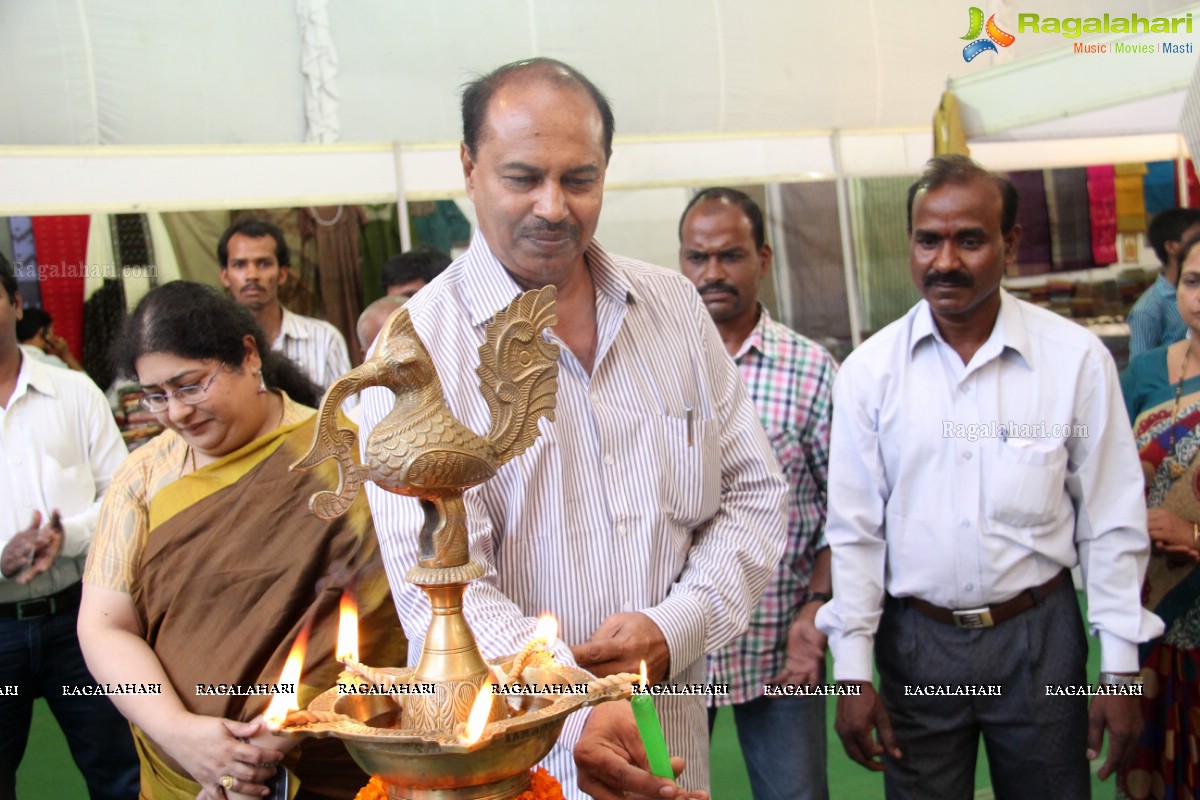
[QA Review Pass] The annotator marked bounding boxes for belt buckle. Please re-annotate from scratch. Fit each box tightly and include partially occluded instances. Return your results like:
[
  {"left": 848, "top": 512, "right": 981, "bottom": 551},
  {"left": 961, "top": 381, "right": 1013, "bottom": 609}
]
[
  {"left": 952, "top": 606, "right": 994, "bottom": 629},
  {"left": 15, "top": 597, "right": 55, "bottom": 621}
]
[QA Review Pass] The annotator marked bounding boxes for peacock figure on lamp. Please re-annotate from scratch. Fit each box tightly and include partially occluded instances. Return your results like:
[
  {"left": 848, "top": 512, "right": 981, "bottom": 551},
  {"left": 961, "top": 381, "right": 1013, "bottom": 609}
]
[
  {"left": 291, "top": 285, "right": 560, "bottom": 734},
  {"left": 281, "top": 286, "right": 636, "bottom": 799}
]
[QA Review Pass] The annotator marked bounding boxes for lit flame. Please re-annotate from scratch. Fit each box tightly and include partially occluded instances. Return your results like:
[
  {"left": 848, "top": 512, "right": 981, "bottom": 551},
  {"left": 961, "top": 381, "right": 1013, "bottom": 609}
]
[
  {"left": 639, "top": 659, "right": 648, "bottom": 691},
  {"left": 263, "top": 627, "right": 308, "bottom": 730},
  {"left": 534, "top": 614, "right": 557, "bottom": 644},
  {"left": 337, "top": 591, "right": 358, "bottom": 663},
  {"left": 461, "top": 675, "right": 494, "bottom": 745}
]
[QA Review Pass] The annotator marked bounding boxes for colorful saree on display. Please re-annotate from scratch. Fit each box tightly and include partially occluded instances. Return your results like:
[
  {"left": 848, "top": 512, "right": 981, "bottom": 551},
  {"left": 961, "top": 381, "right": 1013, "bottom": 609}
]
[
  {"left": 129, "top": 414, "right": 406, "bottom": 800},
  {"left": 1120, "top": 351, "right": 1200, "bottom": 799}
]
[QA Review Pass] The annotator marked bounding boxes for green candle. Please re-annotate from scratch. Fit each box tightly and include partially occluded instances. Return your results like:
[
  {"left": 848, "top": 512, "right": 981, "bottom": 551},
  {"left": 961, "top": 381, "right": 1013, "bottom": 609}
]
[{"left": 630, "top": 661, "right": 673, "bottom": 779}]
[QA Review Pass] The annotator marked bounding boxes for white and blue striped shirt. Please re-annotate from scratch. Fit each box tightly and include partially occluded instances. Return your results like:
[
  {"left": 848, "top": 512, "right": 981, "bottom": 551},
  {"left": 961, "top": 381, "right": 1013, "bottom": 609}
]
[
  {"left": 360, "top": 231, "right": 786, "bottom": 796},
  {"left": 273, "top": 306, "right": 354, "bottom": 405}
]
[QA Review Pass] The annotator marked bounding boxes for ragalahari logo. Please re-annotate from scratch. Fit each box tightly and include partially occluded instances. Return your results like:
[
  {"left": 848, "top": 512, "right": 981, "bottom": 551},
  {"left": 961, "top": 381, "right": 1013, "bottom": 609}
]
[{"left": 962, "top": 7, "right": 1016, "bottom": 61}]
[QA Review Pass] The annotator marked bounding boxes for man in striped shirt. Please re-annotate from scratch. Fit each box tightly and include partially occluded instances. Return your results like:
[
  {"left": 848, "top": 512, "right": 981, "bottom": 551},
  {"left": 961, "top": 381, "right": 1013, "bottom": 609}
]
[
  {"left": 680, "top": 188, "right": 836, "bottom": 800},
  {"left": 217, "top": 219, "right": 352, "bottom": 400},
  {"left": 360, "top": 59, "right": 786, "bottom": 800}
]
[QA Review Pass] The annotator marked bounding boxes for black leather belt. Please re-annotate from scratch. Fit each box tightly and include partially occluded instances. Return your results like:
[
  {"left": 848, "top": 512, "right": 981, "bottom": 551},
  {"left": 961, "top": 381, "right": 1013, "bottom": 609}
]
[
  {"left": 902, "top": 570, "right": 1069, "bottom": 629},
  {"left": 0, "top": 582, "right": 83, "bottom": 621}
]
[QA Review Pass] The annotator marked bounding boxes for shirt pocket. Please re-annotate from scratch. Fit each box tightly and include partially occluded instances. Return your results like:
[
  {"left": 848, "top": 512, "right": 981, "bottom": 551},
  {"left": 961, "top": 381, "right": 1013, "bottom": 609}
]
[
  {"left": 986, "top": 439, "right": 1068, "bottom": 537},
  {"left": 655, "top": 415, "right": 721, "bottom": 527},
  {"left": 39, "top": 455, "right": 96, "bottom": 518},
  {"left": 767, "top": 428, "right": 802, "bottom": 485}
]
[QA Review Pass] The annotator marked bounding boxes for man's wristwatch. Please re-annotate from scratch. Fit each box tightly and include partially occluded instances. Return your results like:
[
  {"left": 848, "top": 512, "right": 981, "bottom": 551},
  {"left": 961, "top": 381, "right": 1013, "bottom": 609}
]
[{"left": 1098, "top": 672, "right": 1143, "bottom": 685}]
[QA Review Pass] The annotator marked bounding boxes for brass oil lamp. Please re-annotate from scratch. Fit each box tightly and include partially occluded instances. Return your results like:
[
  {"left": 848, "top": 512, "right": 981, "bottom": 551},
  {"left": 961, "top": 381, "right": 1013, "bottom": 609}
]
[{"left": 282, "top": 287, "right": 631, "bottom": 799}]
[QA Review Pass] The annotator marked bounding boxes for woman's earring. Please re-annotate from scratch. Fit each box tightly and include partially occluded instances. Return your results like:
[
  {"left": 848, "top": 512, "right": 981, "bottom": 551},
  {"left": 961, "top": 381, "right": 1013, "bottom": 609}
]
[{"left": 257, "top": 370, "right": 268, "bottom": 394}]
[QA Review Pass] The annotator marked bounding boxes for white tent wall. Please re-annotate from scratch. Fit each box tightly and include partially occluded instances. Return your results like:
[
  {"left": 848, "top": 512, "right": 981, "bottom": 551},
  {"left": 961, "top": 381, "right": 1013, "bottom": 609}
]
[{"left": 3, "top": 0, "right": 1194, "bottom": 146}]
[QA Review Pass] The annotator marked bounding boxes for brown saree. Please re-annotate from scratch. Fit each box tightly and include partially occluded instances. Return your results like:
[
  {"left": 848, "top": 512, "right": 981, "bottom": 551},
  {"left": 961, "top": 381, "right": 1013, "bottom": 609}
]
[{"left": 129, "top": 413, "right": 406, "bottom": 799}]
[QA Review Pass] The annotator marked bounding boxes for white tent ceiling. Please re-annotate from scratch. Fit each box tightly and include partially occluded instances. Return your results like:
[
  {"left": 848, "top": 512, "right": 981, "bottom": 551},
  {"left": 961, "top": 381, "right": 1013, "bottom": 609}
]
[
  {"left": 1, "top": 0, "right": 1198, "bottom": 220},
  {"left": 2, "top": 0, "right": 1196, "bottom": 147}
]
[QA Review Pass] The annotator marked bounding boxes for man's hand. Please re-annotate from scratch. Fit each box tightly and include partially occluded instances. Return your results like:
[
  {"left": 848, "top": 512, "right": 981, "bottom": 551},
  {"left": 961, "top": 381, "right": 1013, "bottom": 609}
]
[
  {"left": 43, "top": 332, "right": 83, "bottom": 371},
  {"left": 835, "top": 682, "right": 901, "bottom": 772},
  {"left": 1, "top": 510, "right": 63, "bottom": 584},
  {"left": 571, "top": 612, "right": 669, "bottom": 682},
  {"left": 765, "top": 604, "right": 827, "bottom": 687},
  {"left": 1088, "top": 693, "right": 1143, "bottom": 780},
  {"left": 575, "top": 701, "right": 708, "bottom": 800}
]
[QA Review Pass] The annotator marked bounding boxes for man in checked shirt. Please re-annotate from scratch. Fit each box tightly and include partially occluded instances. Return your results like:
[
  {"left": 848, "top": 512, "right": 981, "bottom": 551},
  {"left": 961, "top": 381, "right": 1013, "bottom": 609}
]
[{"left": 680, "top": 188, "right": 836, "bottom": 800}]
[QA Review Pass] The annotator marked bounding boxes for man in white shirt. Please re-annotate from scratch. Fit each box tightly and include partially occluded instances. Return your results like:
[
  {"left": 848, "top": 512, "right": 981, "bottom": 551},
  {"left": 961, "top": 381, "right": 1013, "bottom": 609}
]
[
  {"left": 815, "top": 155, "right": 1163, "bottom": 799},
  {"left": 360, "top": 58, "right": 784, "bottom": 800},
  {"left": 0, "top": 254, "right": 138, "bottom": 799},
  {"left": 217, "top": 218, "right": 353, "bottom": 400}
]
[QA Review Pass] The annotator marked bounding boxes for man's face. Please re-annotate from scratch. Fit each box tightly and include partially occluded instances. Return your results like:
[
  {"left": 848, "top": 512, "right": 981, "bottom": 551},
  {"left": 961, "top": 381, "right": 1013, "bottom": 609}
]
[
  {"left": 0, "top": 285, "right": 22, "bottom": 356},
  {"left": 220, "top": 233, "right": 287, "bottom": 312},
  {"left": 461, "top": 78, "right": 606, "bottom": 288},
  {"left": 909, "top": 177, "right": 1019, "bottom": 323},
  {"left": 1166, "top": 222, "right": 1200, "bottom": 275},
  {"left": 679, "top": 199, "right": 771, "bottom": 326}
]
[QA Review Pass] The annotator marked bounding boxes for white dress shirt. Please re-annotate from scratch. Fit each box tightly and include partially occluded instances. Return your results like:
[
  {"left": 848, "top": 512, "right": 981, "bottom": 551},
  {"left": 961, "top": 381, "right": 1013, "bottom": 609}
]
[
  {"left": 273, "top": 305, "right": 353, "bottom": 404},
  {"left": 0, "top": 352, "right": 126, "bottom": 601},
  {"left": 361, "top": 231, "right": 786, "bottom": 796},
  {"left": 816, "top": 291, "right": 1163, "bottom": 679}
]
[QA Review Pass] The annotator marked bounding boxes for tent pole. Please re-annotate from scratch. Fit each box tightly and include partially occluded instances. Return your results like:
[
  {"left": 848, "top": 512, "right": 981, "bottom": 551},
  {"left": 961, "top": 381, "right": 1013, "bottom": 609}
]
[
  {"left": 393, "top": 141, "right": 412, "bottom": 251},
  {"left": 765, "top": 183, "right": 795, "bottom": 328},
  {"left": 831, "top": 131, "right": 864, "bottom": 348},
  {"left": 1179, "top": 134, "right": 1192, "bottom": 208}
]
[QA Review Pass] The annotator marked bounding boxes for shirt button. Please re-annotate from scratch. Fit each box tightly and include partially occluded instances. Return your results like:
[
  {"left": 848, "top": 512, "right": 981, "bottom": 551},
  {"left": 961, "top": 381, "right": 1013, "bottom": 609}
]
[
  {"left": 963, "top": 452, "right": 973, "bottom": 461},
  {"left": 616, "top": 524, "right": 627, "bottom": 536},
  {"left": 11, "top": 456, "right": 20, "bottom": 465},
  {"left": 961, "top": 519, "right": 970, "bottom": 528},
  {"left": 960, "top": 384, "right": 971, "bottom": 393},
  {"left": 964, "top": 583, "right": 973, "bottom": 591},
  {"left": 604, "top": 455, "right": 615, "bottom": 466}
]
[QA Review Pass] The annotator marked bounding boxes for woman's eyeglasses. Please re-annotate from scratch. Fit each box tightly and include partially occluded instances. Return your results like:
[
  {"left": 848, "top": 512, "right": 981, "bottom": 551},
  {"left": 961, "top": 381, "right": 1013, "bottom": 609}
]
[{"left": 139, "top": 363, "right": 224, "bottom": 413}]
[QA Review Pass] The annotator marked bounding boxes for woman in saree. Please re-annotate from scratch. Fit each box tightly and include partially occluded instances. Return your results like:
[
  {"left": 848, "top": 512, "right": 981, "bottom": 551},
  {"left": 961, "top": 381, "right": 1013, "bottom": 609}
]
[
  {"left": 1118, "top": 233, "right": 1200, "bottom": 800},
  {"left": 78, "top": 282, "right": 406, "bottom": 800}
]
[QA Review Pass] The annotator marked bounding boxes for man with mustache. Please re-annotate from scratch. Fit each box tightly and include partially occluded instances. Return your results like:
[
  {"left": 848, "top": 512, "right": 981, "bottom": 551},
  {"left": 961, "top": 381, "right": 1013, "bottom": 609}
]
[
  {"left": 217, "top": 218, "right": 352, "bottom": 396},
  {"left": 360, "top": 58, "right": 785, "bottom": 800},
  {"left": 816, "top": 155, "right": 1162, "bottom": 799},
  {"left": 678, "top": 188, "right": 835, "bottom": 800}
]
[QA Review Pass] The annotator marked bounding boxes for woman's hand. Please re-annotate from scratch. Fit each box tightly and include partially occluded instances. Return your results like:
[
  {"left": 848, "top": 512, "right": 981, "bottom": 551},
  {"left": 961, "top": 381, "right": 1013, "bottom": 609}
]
[
  {"left": 163, "top": 715, "right": 284, "bottom": 798},
  {"left": 1147, "top": 509, "right": 1200, "bottom": 560}
]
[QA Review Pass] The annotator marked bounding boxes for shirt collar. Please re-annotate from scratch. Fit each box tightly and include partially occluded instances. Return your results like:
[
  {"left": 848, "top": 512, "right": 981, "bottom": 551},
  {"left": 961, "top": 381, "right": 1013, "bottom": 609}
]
[
  {"left": 1154, "top": 273, "right": 1178, "bottom": 298},
  {"left": 277, "top": 305, "right": 307, "bottom": 341},
  {"left": 9, "top": 349, "right": 58, "bottom": 404},
  {"left": 734, "top": 305, "right": 774, "bottom": 361},
  {"left": 459, "top": 229, "right": 634, "bottom": 328},
  {"left": 910, "top": 289, "right": 1032, "bottom": 367}
]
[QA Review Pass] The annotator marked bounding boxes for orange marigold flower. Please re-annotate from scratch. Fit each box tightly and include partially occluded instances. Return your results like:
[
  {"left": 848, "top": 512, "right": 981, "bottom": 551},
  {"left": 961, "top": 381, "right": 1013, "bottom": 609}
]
[{"left": 353, "top": 775, "right": 388, "bottom": 800}]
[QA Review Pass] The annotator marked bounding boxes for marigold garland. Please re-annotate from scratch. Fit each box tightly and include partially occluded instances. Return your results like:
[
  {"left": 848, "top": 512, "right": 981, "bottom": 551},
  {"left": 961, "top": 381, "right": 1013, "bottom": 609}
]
[{"left": 353, "top": 767, "right": 563, "bottom": 800}]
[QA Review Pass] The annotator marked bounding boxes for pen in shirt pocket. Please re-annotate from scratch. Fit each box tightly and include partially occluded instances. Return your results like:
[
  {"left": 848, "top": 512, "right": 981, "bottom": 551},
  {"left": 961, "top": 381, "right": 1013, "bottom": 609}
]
[{"left": 685, "top": 406, "right": 694, "bottom": 447}]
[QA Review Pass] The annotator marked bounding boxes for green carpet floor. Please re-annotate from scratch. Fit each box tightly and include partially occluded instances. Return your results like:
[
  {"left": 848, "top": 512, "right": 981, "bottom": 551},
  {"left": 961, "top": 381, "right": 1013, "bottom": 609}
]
[{"left": 17, "top": 593, "right": 1118, "bottom": 798}]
